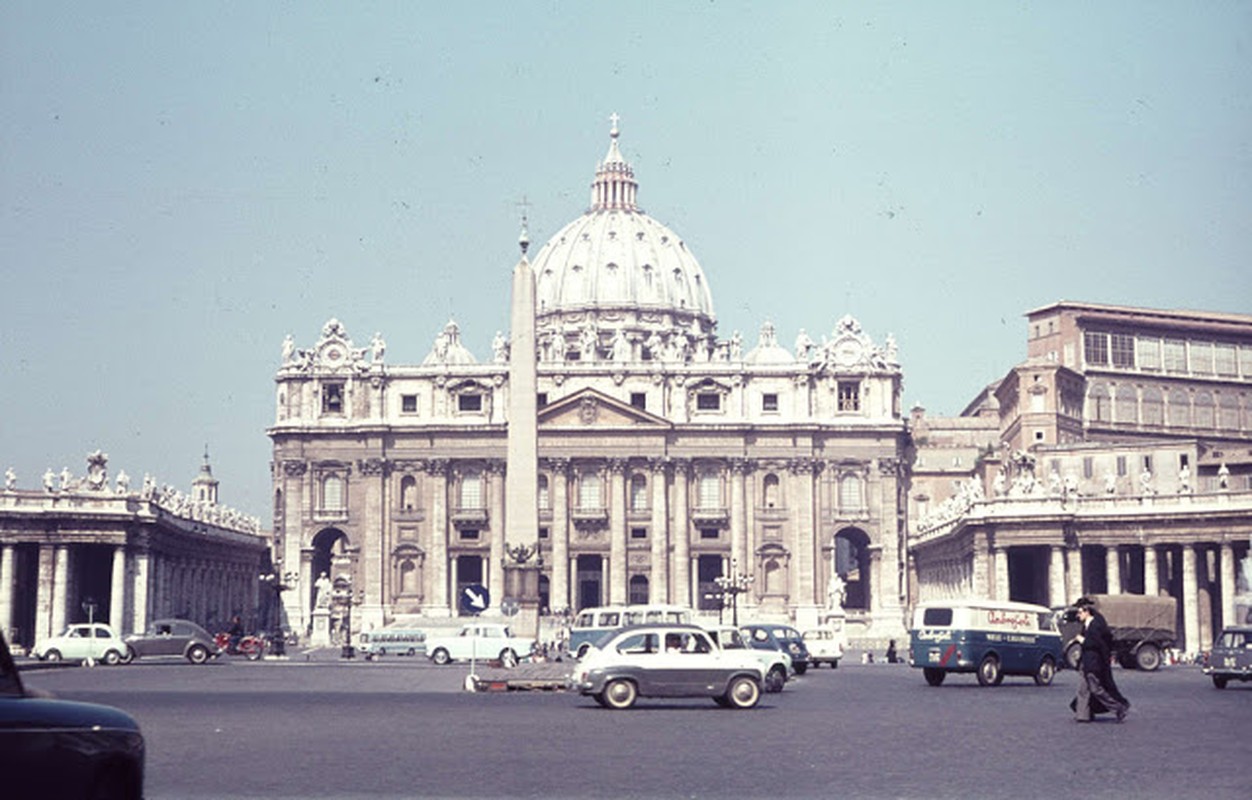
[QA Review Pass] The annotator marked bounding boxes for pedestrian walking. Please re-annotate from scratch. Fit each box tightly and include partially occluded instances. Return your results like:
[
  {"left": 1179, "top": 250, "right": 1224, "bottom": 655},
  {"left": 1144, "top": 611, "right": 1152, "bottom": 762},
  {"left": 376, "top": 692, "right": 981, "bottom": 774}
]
[{"left": 1070, "top": 598, "right": 1130, "bottom": 722}]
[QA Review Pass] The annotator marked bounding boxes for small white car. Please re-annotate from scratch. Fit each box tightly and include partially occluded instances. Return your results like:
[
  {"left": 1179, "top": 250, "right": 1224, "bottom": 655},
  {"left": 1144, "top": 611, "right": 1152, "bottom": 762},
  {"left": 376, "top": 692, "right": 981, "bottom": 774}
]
[
  {"left": 802, "top": 625, "right": 847, "bottom": 669},
  {"left": 706, "top": 624, "right": 791, "bottom": 692},
  {"left": 33, "top": 622, "right": 129, "bottom": 665},
  {"left": 425, "top": 623, "right": 534, "bottom": 667}
]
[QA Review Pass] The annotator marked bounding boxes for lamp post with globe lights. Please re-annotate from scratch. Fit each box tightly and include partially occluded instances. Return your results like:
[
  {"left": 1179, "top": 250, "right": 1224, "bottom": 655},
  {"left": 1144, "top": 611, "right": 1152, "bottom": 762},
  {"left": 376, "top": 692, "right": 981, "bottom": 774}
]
[
  {"left": 713, "top": 558, "right": 753, "bottom": 627},
  {"left": 259, "top": 561, "right": 298, "bottom": 658}
]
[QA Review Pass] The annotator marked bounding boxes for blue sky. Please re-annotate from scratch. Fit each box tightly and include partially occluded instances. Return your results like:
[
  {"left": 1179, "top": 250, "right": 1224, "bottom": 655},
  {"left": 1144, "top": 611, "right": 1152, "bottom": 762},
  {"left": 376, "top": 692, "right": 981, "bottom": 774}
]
[{"left": 2, "top": 2, "right": 1249, "bottom": 517}]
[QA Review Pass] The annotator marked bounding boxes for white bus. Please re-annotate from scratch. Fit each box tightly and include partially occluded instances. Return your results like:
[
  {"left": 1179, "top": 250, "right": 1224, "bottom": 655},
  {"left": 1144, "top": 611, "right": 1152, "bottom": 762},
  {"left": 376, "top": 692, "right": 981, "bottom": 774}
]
[
  {"left": 568, "top": 605, "right": 692, "bottom": 659},
  {"left": 359, "top": 628, "right": 427, "bottom": 660}
]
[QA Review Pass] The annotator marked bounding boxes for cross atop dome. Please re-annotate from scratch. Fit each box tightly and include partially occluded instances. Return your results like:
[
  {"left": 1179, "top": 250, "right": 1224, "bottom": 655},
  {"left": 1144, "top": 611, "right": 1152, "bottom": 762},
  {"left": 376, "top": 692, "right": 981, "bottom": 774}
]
[{"left": 593, "top": 112, "right": 638, "bottom": 211}]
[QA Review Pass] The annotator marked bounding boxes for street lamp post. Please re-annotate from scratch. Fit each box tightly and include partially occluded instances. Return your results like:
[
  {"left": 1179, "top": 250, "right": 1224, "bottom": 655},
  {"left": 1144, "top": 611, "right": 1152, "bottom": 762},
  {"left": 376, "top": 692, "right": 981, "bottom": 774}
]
[
  {"left": 259, "top": 562, "right": 298, "bottom": 659},
  {"left": 332, "top": 574, "right": 362, "bottom": 659},
  {"left": 713, "top": 558, "right": 754, "bottom": 627}
]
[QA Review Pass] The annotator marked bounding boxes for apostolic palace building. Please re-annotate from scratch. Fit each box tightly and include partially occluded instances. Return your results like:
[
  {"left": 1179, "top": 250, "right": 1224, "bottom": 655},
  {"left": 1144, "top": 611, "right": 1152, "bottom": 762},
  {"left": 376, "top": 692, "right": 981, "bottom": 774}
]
[{"left": 3, "top": 119, "right": 1249, "bottom": 654}]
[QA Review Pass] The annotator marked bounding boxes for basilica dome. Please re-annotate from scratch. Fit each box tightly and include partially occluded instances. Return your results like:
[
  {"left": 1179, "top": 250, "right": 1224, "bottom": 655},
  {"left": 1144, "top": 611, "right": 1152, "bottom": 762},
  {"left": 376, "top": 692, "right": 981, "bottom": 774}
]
[{"left": 530, "top": 120, "right": 716, "bottom": 344}]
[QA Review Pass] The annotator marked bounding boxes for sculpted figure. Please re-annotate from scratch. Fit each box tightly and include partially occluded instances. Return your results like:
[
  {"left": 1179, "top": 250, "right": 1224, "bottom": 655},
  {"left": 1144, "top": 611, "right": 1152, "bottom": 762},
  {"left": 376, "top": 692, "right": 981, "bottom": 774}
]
[
  {"left": 116, "top": 470, "right": 130, "bottom": 494},
  {"left": 370, "top": 332, "right": 386, "bottom": 363},
  {"left": 992, "top": 470, "right": 1007, "bottom": 497},
  {"left": 1139, "top": 470, "right": 1154, "bottom": 496},
  {"left": 281, "top": 334, "right": 295, "bottom": 364},
  {"left": 1217, "top": 462, "right": 1230, "bottom": 490},
  {"left": 314, "top": 572, "right": 333, "bottom": 609},
  {"left": 610, "top": 329, "right": 631, "bottom": 361},
  {"left": 1104, "top": 472, "right": 1117, "bottom": 494},
  {"left": 492, "top": 331, "right": 509, "bottom": 363},
  {"left": 794, "top": 329, "right": 814, "bottom": 362},
  {"left": 4, "top": 467, "right": 15, "bottom": 491},
  {"left": 59, "top": 467, "right": 72, "bottom": 492},
  {"left": 1177, "top": 464, "right": 1192, "bottom": 494},
  {"left": 729, "top": 331, "right": 743, "bottom": 360},
  {"left": 44, "top": 469, "right": 55, "bottom": 492}
]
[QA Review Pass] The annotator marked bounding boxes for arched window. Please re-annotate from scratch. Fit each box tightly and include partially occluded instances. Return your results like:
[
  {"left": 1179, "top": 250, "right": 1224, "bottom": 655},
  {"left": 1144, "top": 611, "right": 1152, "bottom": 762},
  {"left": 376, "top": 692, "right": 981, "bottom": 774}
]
[
  {"left": 1167, "top": 389, "right": 1191, "bottom": 427},
  {"left": 839, "top": 474, "right": 864, "bottom": 511},
  {"left": 630, "top": 474, "right": 648, "bottom": 512},
  {"left": 1194, "top": 391, "right": 1215, "bottom": 428},
  {"left": 578, "top": 471, "right": 601, "bottom": 509},
  {"left": 1114, "top": 385, "right": 1138, "bottom": 424},
  {"left": 697, "top": 471, "right": 720, "bottom": 510},
  {"left": 1141, "top": 386, "right": 1163, "bottom": 426},
  {"left": 459, "top": 471, "right": 482, "bottom": 509},
  {"left": 1087, "top": 382, "right": 1111, "bottom": 423},
  {"left": 400, "top": 476, "right": 418, "bottom": 511},
  {"left": 628, "top": 575, "right": 649, "bottom": 605},
  {"left": 762, "top": 473, "right": 780, "bottom": 509},
  {"left": 322, "top": 475, "right": 345, "bottom": 511}
]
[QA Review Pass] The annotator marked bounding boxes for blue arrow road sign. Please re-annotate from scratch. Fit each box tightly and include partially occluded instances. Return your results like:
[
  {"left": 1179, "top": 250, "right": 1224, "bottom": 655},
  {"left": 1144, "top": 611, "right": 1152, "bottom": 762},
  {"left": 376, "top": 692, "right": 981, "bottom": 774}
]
[{"left": 460, "top": 584, "right": 490, "bottom": 615}]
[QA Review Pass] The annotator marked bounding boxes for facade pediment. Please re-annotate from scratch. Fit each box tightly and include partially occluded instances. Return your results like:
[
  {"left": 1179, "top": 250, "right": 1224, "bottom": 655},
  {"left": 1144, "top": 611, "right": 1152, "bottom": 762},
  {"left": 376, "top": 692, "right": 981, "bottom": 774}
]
[{"left": 538, "top": 388, "right": 671, "bottom": 429}]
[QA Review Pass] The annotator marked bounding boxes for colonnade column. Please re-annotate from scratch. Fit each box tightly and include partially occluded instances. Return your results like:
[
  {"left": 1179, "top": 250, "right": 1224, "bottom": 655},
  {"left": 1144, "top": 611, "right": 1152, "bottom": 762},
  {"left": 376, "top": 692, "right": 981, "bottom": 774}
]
[
  {"left": 981, "top": 542, "right": 996, "bottom": 600},
  {"left": 35, "top": 545, "right": 55, "bottom": 640},
  {"left": 550, "top": 459, "right": 570, "bottom": 612},
  {"left": 1143, "top": 545, "right": 1158, "bottom": 597},
  {"left": 1049, "top": 546, "right": 1066, "bottom": 607},
  {"left": 994, "top": 545, "right": 1009, "bottom": 603},
  {"left": 1066, "top": 547, "right": 1084, "bottom": 603},
  {"left": 110, "top": 546, "right": 127, "bottom": 633},
  {"left": 649, "top": 459, "right": 669, "bottom": 604},
  {"left": 427, "top": 460, "right": 449, "bottom": 612},
  {"left": 673, "top": 460, "right": 690, "bottom": 607},
  {"left": 1106, "top": 545, "right": 1121, "bottom": 594},
  {"left": 0, "top": 545, "right": 13, "bottom": 640},
  {"left": 131, "top": 551, "right": 149, "bottom": 635},
  {"left": 1182, "top": 545, "right": 1199, "bottom": 653},
  {"left": 608, "top": 459, "right": 627, "bottom": 605},
  {"left": 1219, "top": 542, "right": 1236, "bottom": 631},
  {"left": 51, "top": 545, "right": 68, "bottom": 636}
]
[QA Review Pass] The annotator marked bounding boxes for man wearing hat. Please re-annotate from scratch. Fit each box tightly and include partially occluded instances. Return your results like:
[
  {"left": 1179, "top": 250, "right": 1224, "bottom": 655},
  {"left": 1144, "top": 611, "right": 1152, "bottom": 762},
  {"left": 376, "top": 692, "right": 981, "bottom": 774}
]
[{"left": 1071, "top": 597, "right": 1130, "bottom": 722}]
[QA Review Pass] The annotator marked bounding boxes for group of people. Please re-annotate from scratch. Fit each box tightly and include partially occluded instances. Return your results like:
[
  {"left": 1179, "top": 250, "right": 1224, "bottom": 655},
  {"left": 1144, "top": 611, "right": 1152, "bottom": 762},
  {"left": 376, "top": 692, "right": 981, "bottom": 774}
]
[{"left": 1070, "top": 596, "right": 1131, "bottom": 723}]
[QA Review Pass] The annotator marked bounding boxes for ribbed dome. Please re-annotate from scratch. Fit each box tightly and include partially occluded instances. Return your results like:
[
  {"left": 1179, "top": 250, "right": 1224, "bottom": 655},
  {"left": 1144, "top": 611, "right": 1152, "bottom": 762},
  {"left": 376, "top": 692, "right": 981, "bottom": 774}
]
[{"left": 530, "top": 118, "right": 715, "bottom": 339}]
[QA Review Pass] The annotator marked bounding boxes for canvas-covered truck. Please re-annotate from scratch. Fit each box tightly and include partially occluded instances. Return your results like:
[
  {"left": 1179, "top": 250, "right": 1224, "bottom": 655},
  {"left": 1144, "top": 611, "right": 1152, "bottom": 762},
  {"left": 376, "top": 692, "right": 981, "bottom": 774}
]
[{"left": 1055, "top": 594, "right": 1177, "bottom": 671}]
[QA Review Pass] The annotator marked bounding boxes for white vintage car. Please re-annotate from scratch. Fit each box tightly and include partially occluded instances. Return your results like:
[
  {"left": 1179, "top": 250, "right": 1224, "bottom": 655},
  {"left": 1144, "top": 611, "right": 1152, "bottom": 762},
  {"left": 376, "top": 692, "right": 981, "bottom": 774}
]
[
  {"left": 705, "top": 624, "right": 791, "bottom": 692},
  {"left": 33, "top": 622, "right": 129, "bottom": 665},
  {"left": 425, "top": 623, "right": 534, "bottom": 667}
]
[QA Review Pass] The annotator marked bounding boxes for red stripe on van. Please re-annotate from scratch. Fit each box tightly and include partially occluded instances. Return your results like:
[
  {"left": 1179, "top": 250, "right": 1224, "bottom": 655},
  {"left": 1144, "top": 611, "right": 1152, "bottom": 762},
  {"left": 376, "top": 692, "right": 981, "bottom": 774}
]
[{"left": 940, "top": 644, "right": 957, "bottom": 666}]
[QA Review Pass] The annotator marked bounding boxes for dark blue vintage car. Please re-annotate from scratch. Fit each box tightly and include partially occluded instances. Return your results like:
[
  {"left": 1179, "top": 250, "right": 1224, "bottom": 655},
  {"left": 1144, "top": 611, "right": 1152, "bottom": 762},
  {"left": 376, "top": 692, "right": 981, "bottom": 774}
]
[{"left": 0, "top": 631, "right": 145, "bottom": 799}]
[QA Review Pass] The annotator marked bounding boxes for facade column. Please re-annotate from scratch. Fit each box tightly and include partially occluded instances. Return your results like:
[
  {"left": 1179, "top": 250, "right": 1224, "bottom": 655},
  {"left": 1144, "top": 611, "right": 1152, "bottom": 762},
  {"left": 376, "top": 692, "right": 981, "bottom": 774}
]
[
  {"left": 110, "top": 546, "right": 127, "bottom": 633},
  {"left": 488, "top": 461, "right": 505, "bottom": 606},
  {"left": 427, "top": 460, "right": 449, "bottom": 613},
  {"left": 608, "top": 459, "right": 627, "bottom": 605},
  {"left": 1049, "top": 545, "right": 1066, "bottom": 608},
  {"left": 1066, "top": 547, "right": 1083, "bottom": 603},
  {"left": 600, "top": 554, "right": 610, "bottom": 607},
  {"left": 995, "top": 546, "right": 1009, "bottom": 603},
  {"left": 299, "top": 550, "right": 314, "bottom": 630},
  {"left": 35, "top": 545, "right": 55, "bottom": 640},
  {"left": 1220, "top": 542, "right": 1236, "bottom": 631},
  {"left": 1105, "top": 545, "right": 1121, "bottom": 594},
  {"left": 131, "top": 551, "right": 150, "bottom": 635},
  {"left": 550, "top": 459, "right": 570, "bottom": 612},
  {"left": 649, "top": 459, "right": 669, "bottom": 604},
  {"left": 51, "top": 545, "right": 69, "bottom": 635},
  {"left": 567, "top": 557, "right": 577, "bottom": 610},
  {"left": 1143, "top": 545, "right": 1159, "bottom": 596},
  {"left": 729, "top": 459, "right": 748, "bottom": 571},
  {"left": 0, "top": 545, "right": 13, "bottom": 641},
  {"left": 792, "top": 460, "right": 816, "bottom": 607},
  {"left": 1182, "top": 545, "right": 1199, "bottom": 653},
  {"left": 673, "top": 460, "right": 690, "bottom": 607},
  {"left": 982, "top": 543, "right": 996, "bottom": 600}
]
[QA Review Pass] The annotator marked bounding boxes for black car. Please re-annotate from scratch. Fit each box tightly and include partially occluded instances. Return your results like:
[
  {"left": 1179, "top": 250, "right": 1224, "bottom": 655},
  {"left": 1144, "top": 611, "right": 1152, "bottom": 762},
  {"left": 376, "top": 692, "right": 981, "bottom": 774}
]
[
  {"left": 740, "top": 623, "right": 812, "bottom": 674},
  {"left": 0, "top": 631, "right": 145, "bottom": 799},
  {"left": 123, "top": 618, "right": 222, "bottom": 665},
  {"left": 1203, "top": 626, "right": 1252, "bottom": 689}
]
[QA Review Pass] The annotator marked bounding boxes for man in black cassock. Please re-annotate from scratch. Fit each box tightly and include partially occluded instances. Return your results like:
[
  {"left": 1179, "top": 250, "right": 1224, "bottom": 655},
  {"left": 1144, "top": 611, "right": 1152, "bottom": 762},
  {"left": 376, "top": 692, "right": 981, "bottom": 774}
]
[{"left": 1071, "top": 598, "right": 1130, "bottom": 722}]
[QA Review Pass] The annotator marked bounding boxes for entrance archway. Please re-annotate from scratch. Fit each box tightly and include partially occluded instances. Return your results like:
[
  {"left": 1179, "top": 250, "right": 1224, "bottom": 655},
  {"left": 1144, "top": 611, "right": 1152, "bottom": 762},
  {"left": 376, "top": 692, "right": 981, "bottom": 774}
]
[
  {"left": 833, "top": 528, "right": 871, "bottom": 611},
  {"left": 310, "top": 528, "right": 350, "bottom": 610}
]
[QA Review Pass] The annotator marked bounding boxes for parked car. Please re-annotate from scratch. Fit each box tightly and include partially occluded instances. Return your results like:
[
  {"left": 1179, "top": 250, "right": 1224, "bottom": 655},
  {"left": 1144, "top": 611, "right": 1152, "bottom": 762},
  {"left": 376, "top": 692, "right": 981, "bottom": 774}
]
[
  {"left": 123, "top": 618, "right": 222, "bottom": 665},
  {"left": 741, "top": 623, "right": 811, "bottom": 674},
  {"left": 0, "top": 630, "right": 145, "bottom": 799},
  {"left": 425, "top": 623, "right": 534, "bottom": 667},
  {"left": 32, "top": 622, "right": 128, "bottom": 666},
  {"left": 1053, "top": 594, "right": 1176, "bottom": 671},
  {"left": 705, "top": 624, "right": 790, "bottom": 692},
  {"left": 801, "top": 625, "right": 846, "bottom": 669},
  {"left": 1202, "top": 626, "right": 1252, "bottom": 689},
  {"left": 573, "top": 623, "right": 765, "bottom": 710}
]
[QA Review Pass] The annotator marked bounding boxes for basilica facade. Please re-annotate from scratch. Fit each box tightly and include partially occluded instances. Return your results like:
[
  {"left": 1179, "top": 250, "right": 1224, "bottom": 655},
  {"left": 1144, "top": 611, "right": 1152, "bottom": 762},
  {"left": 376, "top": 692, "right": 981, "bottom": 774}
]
[{"left": 269, "top": 121, "right": 910, "bottom": 638}]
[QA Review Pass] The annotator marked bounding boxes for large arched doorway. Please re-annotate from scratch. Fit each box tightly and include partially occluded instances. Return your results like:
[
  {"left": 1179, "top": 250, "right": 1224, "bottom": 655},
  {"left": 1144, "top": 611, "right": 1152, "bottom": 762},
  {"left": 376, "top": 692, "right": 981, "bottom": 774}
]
[
  {"left": 832, "top": 528, "right": 871, "bottom": 611},
  {"left": 310, "top": 527, "right": 351, "bottom": 610}
]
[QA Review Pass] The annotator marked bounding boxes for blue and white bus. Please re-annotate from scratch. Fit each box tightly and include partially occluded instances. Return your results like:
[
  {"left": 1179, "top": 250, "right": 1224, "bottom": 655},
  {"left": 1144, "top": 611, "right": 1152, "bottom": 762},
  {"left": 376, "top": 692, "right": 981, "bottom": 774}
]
[
  {"left": 567, "top": 605, "right": 692, "bottom": 659},
  {"left": 909, "top": 600, "right": 1062, "bottom": 687},
  {"left": 359, "top": 628, "right": 427, "bottom": 660}
]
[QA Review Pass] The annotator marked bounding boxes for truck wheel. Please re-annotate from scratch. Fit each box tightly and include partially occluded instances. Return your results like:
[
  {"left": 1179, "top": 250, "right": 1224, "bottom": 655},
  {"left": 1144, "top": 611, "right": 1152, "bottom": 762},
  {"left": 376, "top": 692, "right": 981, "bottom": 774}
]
[
  {"left": 1212, "top": 675, "right": 1228, "bottom": 689},
  {"left": 976, "top": 654, "right": 1001, "bottom": 687},
  {"left": 1135, "top": 644, "right": 1161, "bottom": 672},
  {"left": 1065, "top": 642, "right": 1081, "bottom": 669},
  {"left": 923, "top": 668, "right": 946, "bottom": 686},
  {"left": 431, "top": 648, "right": 451, "bottom": 666},
  {"left": 1033, "top": 656, "right": 1056, "bottom": 686},
  {"left": 602, "top": 679, "right": 637, "bottom": 710}
]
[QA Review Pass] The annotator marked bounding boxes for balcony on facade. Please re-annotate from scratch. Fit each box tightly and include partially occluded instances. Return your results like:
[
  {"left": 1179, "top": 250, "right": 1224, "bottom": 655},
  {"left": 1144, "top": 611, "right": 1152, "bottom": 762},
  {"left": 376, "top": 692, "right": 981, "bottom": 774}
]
[
  {"left": 754, "top": 505, "right": 788, "bottom": 522},
  {"left": 690, "top": 506, "right": 730, "bottom": 527},
  {"left": 450, "top": 507, "right": 488, "bottom": 528},
  {"left": 313, "top": 507, "right": 349, "bottom": 523}
]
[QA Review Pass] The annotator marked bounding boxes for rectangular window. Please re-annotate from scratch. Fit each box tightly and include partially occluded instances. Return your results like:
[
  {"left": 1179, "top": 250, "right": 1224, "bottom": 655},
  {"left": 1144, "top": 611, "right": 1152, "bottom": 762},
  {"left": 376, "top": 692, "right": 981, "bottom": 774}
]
[
  {"left": 1110, "top": 333, "right": 1135, "bottom": 368},
  {"left": 837, "top": 381, "right": 861, "bottom": 412},
  {"left": 1136, "top": 337, "right": 1161, "bottom": 371},
  {"left": 697, "top": 474, "right": 720, "bottom": 509},
  {"left": 538, "top": 527, "right": 549, "bottom": 540},
  {"left": 461, "top": 529, "right": 480, "bottom": 541},
  {"left": 1214, "top": 344, "right": 1237, "bottom": 376},
  {"left": 1083, "top": 332, "right": 1109, "bottom": 366},
  {"left": 322, "top": 383, "right": 344, "bottom": 414},
  {"left": 631, "top": 527, "right": 647, "bottom": 540},
  {"left": 1240, "top": 346, "right": 1252, "bottom": 378},
  {"left": 700, "top": 528, "right": 719, "bottom": 540},
  {"left": 1189, "top": 341, "right": 1213, "bottom": 374},
  {"left": 401, "top": 394, "right": 418, "bottom": 413},
  {"left": 630, "top": 392, "right": 647, "bottom": 410},
  {"left": 1116, "top": 455, "right": 1127, "bottom": 476},
  {"left": 696, "top": 392, "right": 720, "bottom": 411},
  {"left": 537, "top": 393, "right": 548, "bottom": 407},
  {"left": 762, "top": 393, "right": 779, "bottom": 412},
  {"left": 1082, "top": 457, "right": 1093, "bottom": 479},
  {"left": 1163, "top": 340, "right": 1187, "bottom": 373},
  {"left": 458, "top": 394, "right": 483, "bottom": 412}
]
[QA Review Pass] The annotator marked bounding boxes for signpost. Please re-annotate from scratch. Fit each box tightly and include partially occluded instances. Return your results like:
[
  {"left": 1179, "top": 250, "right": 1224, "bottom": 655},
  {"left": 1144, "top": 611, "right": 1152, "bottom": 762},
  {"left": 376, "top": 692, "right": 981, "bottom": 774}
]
[
  {"left": 459, "top": 584, "right": 490, "bottom": 690},
  {"left": 81, "top": 598, "right": 98, "bottom": 667}
]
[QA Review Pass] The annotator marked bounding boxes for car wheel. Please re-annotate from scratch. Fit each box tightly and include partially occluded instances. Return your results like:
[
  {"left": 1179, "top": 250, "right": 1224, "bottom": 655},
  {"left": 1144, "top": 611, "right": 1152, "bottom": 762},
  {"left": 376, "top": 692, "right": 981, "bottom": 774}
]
[
  {"left": 602, "top": 679, "right": 637, "bottom": 710},
  {"left": 187, "top": 644, "right": 210, "bottom": 665},
  {"left": 724, "top": 676, "right": 761, "bottom": 709},
  {"left": 1065, "top": 642, "right": 1081, "bottom": 669},
  {"left": 1212, "top": 675, "right": 1228, "bottom": 689},
  {"left": 1033, "top": 656, "right": 1056, "bottom": 686},
  {"left": 1135, "top": 644, "right": 1161, "bottom": 672},
  {"left": 976, "top": 654, "right": 1001, "bottom": 687},
  {"left": 765, "top": 665, "right": 786, "bottom": 693},
  {"left": 499, "top": 649, "right": 519, "bottom": 668},
  {"left": 44, "top": 649, "right": 62, "bottom": 663},
  {"left": 923, "top": 667, "right": 946, "bottom": 687},
  {"left": 592, "top": 692, "right": 609, "bottom": 708},
  {"left": 431, "top": 648, "right": 451, "bottom": 666},
  {"left": 120, "top": 646, "right": 136, "bottom": 664},
  {"left": 793, "top": 661, "right": 808, "bottom": 675},
  {"left": 102, "top": 649, "right": 121, "bottom": 666}
]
